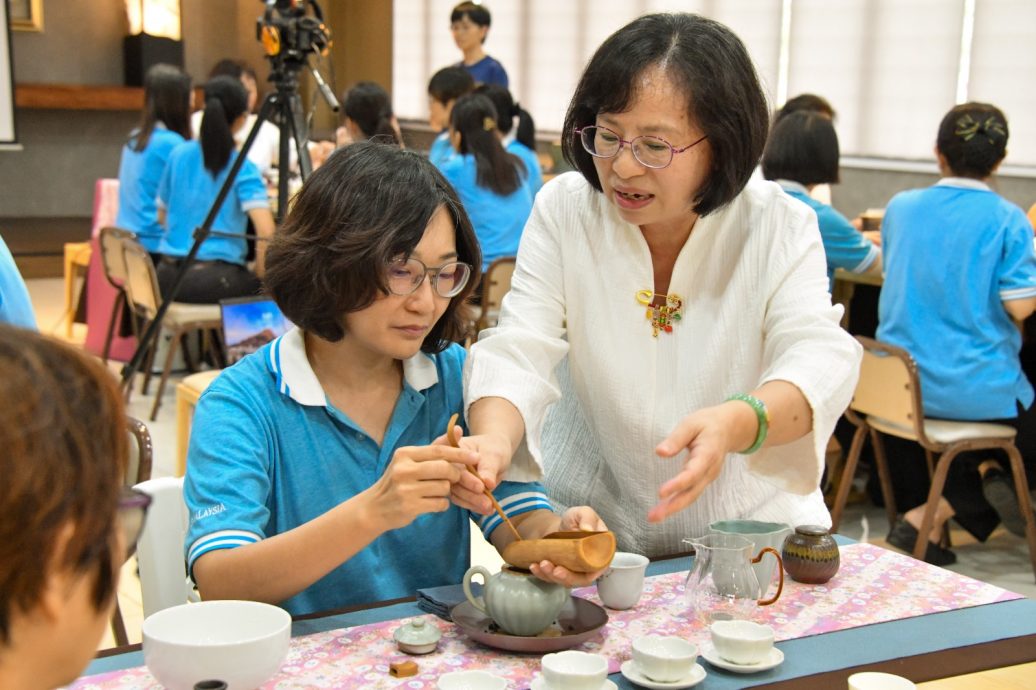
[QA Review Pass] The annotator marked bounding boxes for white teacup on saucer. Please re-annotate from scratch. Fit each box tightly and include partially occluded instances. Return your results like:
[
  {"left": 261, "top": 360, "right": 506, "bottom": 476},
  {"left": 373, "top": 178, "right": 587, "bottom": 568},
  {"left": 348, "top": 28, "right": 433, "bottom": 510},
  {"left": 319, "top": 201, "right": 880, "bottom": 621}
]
[
  {"left": 701, "top": 645, "right": 784, "bottom": 674},
  {"left": 709, "top": 620, "right": 775, "bottom": 666},
  {"left": 530, "top": 673, "right": 618, "bottom": 690},
  {"left": 540, "top": 651, "right": 610, "bottom": 690},
  {"left": 631, "top": 635, "right": 698, "bottom": 683},
  {"left": 437, "top": 669, "right": 508, "bottom": 689},
  {"left": 619, "top": 660, "right": 707, "bottom": 689}
]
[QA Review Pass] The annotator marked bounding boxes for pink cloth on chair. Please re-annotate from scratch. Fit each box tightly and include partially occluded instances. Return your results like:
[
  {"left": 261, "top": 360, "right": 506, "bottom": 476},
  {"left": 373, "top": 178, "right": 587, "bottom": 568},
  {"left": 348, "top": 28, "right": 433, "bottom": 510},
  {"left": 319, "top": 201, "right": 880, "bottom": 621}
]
[{"left": 84, "top": 179, "right": 137, "bottom": 360}]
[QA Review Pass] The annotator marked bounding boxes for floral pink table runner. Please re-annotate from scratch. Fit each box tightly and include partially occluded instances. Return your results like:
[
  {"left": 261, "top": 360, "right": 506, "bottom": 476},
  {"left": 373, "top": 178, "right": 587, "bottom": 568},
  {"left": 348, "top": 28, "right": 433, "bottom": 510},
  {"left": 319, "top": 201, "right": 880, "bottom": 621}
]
[{"left": 72, "top": 542, "right": 1022, "bottom": 690}]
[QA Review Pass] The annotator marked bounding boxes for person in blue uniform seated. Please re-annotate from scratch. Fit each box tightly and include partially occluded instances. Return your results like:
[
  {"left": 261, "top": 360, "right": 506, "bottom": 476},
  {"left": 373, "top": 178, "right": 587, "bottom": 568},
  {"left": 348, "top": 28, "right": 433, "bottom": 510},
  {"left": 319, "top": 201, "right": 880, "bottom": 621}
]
[
  {"left": 0, "top": 233, "right": 36, "bottom": 330},
  {"left": 450, "top": 2, "right": 508, "bottom": 88},
  {"left": 878, "top": 102, "right": 1036, "bottom": 565},
  {"left": 0, "top": 325, "right": 144, "bottom": 690},
  {"left": 184, "top": 142, "right": 606, "bottom": 616},
  {"left": 116, "top": 64, "right": 193, "bottom": 260},
  {"left": 155, "top": 76, "right": 276, "bottom": 303},
  {"left": 436, "top": 93, "right": 533, "bottom": 279},
  {"left": 763, "top": 110, "right": 881, "bottom": 290},
  {"left": 335, "top": 81, "right": 403, "bottom": 148},
  {"left": 427, "top": 67, "right": 474, "bottom": 168},
  {"left": 475, "top": 83, "right": 543, "bottom": 197}
]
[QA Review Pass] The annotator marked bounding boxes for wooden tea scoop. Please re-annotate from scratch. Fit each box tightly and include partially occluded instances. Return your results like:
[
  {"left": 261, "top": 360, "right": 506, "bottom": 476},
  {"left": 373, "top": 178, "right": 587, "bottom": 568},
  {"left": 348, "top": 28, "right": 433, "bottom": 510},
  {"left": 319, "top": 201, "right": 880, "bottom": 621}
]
[
  {"left": 502, "top": 530, "right": 617, "bottom": 573},
  {"left": 446, "top": 413, "right": 523, "bottom": 542}
]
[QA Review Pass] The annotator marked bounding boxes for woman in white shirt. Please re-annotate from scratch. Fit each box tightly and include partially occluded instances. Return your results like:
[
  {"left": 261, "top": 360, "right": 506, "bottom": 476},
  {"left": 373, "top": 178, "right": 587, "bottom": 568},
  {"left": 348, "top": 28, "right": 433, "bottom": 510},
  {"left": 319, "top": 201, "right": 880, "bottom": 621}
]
[{"left": 458, "top": 13, "right": 860, "bottom": 557}]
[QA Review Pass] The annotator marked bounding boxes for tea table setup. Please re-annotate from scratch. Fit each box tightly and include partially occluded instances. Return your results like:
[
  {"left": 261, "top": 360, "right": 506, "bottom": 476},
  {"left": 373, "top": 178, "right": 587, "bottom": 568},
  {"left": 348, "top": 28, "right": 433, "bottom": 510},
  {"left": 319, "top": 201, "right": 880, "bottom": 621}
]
[{"left": 72, "top": 535, "right": 1036, "bottom": 690}]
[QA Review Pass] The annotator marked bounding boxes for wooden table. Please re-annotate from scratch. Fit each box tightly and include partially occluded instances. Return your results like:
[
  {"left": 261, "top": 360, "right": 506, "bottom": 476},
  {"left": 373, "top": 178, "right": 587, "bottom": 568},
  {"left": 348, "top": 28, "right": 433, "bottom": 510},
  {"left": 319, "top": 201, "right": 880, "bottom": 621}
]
[
  {"left": 63, "top": 241, "right": 92, "bottom": 337},
  {"left": 917, "top": 661, "right": 1036, "bottom": 689}
]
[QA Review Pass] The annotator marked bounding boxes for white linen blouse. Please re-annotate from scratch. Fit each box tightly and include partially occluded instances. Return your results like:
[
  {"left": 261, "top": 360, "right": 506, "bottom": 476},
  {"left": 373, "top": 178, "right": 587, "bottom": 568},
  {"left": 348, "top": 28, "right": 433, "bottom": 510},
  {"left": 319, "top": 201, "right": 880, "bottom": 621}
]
[{"left": 465, "top": 172, "right": 861, "bottom": 555}]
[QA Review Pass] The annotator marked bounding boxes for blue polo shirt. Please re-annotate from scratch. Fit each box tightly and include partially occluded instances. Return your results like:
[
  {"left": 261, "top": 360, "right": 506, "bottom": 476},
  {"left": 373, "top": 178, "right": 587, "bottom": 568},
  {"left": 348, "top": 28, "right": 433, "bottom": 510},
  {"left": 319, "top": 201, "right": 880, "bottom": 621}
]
[
  {"left": 428, "top": 131, "right": 454, "bottom": 168},
  {"left": 156, "top": 141, "right": 269, "bottom": 265},
  {"left": 877, "top": 178, "right": 1036, "bottom": 419},
  {"left": 0, "top": 234, "right": 36, "bottom": 330},
  {"left": 507, "top": 140, "right": 543, "bottom": 197},
  {"left": 777, "top": 180, "right": 879, "bottom": 289},
  {"left": 184, "top": 328, "right": 551, "bottom": 615},
  {"left": 437, "top": 153, "right": 533, "bottom": 273},
  {"left": 115, "top": 126, "right": 185, "bottom": 253},
  {"left": 458, "top": 56, "right": 509, "bottom": 88}
]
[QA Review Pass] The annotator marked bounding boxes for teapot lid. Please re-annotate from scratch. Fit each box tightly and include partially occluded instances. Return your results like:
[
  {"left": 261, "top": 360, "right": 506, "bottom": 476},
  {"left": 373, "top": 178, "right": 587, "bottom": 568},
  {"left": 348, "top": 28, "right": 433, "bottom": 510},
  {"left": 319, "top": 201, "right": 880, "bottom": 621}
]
[
  {"left": 794, "top": 524, "right": 831, "bottom": 537},
  {"left": 393, "top": 618, "right": 442, "bottom": 645}
]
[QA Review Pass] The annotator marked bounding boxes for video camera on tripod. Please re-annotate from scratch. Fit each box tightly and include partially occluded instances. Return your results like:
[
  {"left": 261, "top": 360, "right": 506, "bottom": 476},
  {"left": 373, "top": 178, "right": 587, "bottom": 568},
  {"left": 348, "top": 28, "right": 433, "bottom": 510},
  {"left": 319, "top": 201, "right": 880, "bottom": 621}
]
[{"left": 258, "top": 0, "right": 332, "bottom": 73}]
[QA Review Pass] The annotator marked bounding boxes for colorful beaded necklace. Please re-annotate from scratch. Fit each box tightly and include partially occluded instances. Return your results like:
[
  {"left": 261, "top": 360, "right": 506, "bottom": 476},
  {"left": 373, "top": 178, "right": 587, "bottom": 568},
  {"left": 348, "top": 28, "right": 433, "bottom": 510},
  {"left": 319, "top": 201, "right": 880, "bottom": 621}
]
[{"left": 636, "top": 289, "right": 683, "bottom": 337}]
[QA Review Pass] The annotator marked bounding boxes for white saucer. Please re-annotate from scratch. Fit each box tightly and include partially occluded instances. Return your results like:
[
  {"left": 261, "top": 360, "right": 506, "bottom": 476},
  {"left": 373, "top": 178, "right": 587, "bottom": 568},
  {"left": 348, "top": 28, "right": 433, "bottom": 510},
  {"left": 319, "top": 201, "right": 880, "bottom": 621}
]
[
  {"left": 701, "top": 646, "right": 784, "bottom": 673},
  {"left": 619, "top": 661, "right": 707, "bottom": 689},
  {"left": 530, "top": 674, "right": 617, "bottom": 690}
]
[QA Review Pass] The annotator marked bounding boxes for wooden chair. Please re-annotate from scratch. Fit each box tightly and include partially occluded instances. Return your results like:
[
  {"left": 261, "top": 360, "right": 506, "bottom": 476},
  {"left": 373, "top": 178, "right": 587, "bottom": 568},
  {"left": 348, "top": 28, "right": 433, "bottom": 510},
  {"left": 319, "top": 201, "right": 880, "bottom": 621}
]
[
  {"left": 97, "top": 227, "right": 139, "bottom": 363},
  {"left": 830, "top": 336, "right": 1036, "bottom": 580},
  {"left": 472, "top": 257, "right": 517, "bottom": 338},
  {"left": 118, "top": 237, "right": 222, "bottom": 421},
  {"left": 109, "top": 416, "right": 154, "bottom": 647}
]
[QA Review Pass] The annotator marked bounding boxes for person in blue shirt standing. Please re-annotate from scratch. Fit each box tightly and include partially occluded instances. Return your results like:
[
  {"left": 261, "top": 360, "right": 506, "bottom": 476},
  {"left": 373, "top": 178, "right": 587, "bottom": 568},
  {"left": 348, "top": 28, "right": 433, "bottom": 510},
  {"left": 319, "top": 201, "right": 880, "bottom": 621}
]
[
  {"left": 0, "top": 233, "right": 36, "bottom": 330},
  {"left": 878, "top": 102, "right": 1036, "bottom": 564},
  {"left": 476, "top": 83, "right": 543, "bottom": 197},
  {"left": 763, "top": 110, "right": 881, "bottom": 290},
  {"left": 116, "top": 64, "right": 193, "bottom": 259},
  {"left": 156, "top": 76, "right": 276, "bottom": 303},
  {"left": 427, "top": 67, "right": 474, "bottom": 168},
  {"left": 437, "top": 93, "right": 533, "bottom": 278},
  {"left": 184, "top": 143, "right": 606, "bottom": 616},
  {"left": 450, "top": 2, "right": 508, "bottom": 88}
]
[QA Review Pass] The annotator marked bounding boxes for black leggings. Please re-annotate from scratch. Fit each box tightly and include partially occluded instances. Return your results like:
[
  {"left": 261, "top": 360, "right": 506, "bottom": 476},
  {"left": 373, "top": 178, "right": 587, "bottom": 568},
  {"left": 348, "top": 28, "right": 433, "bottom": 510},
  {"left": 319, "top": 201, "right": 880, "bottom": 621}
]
[
  {"left": 156, "top": 257, "right": 261, "bottom": 304},
  {"left": 880, "top": 401, "right": 1036, "bottom": 542}
]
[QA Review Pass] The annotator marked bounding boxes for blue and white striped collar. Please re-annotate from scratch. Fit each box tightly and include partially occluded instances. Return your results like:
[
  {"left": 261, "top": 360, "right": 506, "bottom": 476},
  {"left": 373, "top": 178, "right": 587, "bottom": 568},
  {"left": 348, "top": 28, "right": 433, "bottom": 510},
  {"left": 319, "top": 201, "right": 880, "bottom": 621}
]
[
  {"left": 936, "top": 177, "right": 991, "bottom": 192},
  {"left": 775, "top": 179, "right": 810, "bottom": 196},
  {"left": 266, "top": 327, "right": 440, "bottom": 407}
]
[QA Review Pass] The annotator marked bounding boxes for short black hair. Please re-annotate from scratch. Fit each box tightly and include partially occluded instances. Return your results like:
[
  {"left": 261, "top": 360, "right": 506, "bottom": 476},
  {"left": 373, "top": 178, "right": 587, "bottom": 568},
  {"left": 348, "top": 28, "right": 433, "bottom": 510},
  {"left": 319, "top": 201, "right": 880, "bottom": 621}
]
[
  {"left": 342, "top": 81, "right": 398, "bottom": 144},
  {"left": 561, "top": 13, "right": 769, "bottom": 217},
  {"left": 451, "top": 2, "right": 491, "bottom": 28},
  {"left": 775, "top": 93, "right": 836, "bottom": 122},
  {"left": 428, "top": 66, "right": 475, "bottom": 105},
  {"left": 936, "top": 102, "right": 1008, "bottom": 179},
  {"left": 264, "top": 142, "right": 481, "bottom": 351},
  {"left": 762, "top": 110, "right": 840, "bottom": 186}
]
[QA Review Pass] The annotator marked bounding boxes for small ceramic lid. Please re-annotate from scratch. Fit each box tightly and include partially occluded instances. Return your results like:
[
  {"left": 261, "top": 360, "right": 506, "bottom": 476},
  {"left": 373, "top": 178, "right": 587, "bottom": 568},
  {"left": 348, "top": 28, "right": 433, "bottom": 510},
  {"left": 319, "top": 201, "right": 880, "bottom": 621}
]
[
  {"left": 394, "top": 618, "right": 442, "bottom": 646},
  {"left": 794, "top": 524, "right": 830, "bottom": 537}
]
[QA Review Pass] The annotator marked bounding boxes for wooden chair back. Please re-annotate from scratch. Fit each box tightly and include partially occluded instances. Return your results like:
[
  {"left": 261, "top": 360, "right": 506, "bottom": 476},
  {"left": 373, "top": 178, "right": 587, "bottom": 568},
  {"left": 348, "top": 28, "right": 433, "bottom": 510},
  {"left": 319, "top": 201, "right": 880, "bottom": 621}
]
[
  {"left": 98, "top": 226, "right": 134, "bottom": 290},
  {"left": 850, "top": 336, "right": 924, "bottom": 442},
  {"left": 120, "top": 236, "right": 163, "bottom": 321}
]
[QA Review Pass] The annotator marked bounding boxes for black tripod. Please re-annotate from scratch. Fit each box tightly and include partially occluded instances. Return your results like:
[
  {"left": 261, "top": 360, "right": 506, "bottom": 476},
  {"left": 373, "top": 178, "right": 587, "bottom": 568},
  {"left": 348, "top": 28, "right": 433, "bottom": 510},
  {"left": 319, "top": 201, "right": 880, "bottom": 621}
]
[{"left": 119, "top": 49, "right": 337, "bottom": 393}]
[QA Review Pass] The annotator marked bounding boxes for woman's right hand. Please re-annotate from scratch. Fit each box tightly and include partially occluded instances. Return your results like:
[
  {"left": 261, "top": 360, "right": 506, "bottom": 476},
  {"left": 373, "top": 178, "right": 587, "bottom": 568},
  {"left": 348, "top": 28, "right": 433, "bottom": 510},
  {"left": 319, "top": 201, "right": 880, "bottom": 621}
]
[
  {"left": 446, "top": 430, "right": 515, "bottom": 514},
  {"left": 364, "top": 444, "right": 480, "bottom": 531}
]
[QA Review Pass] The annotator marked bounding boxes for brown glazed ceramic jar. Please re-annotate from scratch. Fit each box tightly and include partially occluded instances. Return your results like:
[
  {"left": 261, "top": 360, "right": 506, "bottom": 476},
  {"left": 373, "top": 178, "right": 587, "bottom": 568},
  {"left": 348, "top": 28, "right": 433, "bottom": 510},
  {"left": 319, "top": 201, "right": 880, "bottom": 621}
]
[{"left": 781, "top": 525, "right": 840, "bottom": 584}]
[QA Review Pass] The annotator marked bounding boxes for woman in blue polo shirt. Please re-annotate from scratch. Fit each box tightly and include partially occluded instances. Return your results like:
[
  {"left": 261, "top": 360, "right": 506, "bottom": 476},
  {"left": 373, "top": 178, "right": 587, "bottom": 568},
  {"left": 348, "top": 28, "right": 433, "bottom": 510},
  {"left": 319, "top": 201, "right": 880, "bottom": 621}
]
[
  {"left": 763, "top": 110, "right": 881, "bottom": 290},
  {"left": 437, "top": 93, "right": 533, "bottom": 277},
  {"left": 183, "top": 143, "right": 605, "bottom": 616},
  {"left": 115, "top": 64, "right": 192, "bottom": 258},
  {"left": 878, "top": 102, "right": 1036, "bottom": 565},
  {"left": 156, "top": 76, "right": 275, "bottom": 303}
]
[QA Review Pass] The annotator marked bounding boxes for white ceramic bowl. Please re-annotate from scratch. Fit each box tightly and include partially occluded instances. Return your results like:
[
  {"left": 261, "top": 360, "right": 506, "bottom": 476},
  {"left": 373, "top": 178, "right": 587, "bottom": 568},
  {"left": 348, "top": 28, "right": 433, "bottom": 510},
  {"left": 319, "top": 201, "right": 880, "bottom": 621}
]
[
  {"left": 437, "top": 669, "right": 509, "bottom": 689},
  {"left": 632, "top": 635, "right": 697, "bottom": 682},
  {"left": 541, "top": 650, "right": 609, "bottom": 690},
  {"left": 709, "top": 620, "right": 774, "bottom": 666},
  {"left": 142, "top": 600, "right": 291, "bottom": 690}
]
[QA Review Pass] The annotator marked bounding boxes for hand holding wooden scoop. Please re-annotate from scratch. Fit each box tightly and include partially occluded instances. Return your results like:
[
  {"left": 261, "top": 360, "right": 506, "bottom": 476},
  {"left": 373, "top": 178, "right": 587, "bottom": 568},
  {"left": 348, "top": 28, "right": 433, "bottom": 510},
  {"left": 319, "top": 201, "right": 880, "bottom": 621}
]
[{"left": 445, "top": 414, "right": 616, "bottom": 574}]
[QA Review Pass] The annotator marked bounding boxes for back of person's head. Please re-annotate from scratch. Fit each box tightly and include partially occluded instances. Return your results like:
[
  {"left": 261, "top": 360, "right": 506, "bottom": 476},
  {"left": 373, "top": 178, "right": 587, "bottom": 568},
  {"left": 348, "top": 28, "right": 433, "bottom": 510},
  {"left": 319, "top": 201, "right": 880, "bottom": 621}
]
[
  {"left": 265, "top": 142, "right": 481, "bottom": 350},
  {"left": 135, "top": 63, "right": 192, "bottom": 152},
  {"left": 451, "top": 93, "right": 525, "bottom": 197},
  {"left": 0, "top": 325, "right": 126, "bottom": 685},
  {"left": 428, "top": 66, "right": 475, "bottom": 105},
  {"left": 343, "top": 81, "right": 398, "bottom": 144},
  {"left": 451, "top": 2, "right": 492, "bottom": 34},
  {"left": 200, "top": 75, "right": 249, "bottom": 176},
  {"left": 775, "top": 93, "right": 836, "bottom": 123},
  {"left": 208, "top": 58, "right": 260, "bottom": 112},
  {"left": 936, "top": 102, "right": 1009, "bottom": 179},
  {"left": 762, "top": 110, "right": 840, "bottom": 186},
  {"left": 562, "top": 12, "right": 769, "bottom": 217},
  {"left": 474, "top": 83, "right": 537, "bottom": 151}
]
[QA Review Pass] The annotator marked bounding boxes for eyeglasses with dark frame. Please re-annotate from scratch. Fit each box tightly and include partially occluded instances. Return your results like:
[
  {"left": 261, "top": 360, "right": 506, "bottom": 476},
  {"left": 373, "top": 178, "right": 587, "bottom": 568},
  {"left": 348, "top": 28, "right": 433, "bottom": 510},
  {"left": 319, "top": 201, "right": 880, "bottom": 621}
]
[
  {"left": 575, "top": 125, "right": 708, "bottom": 169},
  {"left": 117, "top": 487, "right": 152, "bottom": 561},
  {"left": 385, "top": 257, "right": 473, "bottom": 298}
]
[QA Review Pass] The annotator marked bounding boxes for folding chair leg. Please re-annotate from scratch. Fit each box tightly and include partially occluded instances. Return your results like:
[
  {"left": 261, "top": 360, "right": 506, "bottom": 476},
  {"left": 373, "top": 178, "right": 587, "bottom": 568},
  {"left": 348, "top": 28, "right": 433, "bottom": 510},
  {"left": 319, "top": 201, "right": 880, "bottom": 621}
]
[
  {"left": 869, "top": 429, "right": 898, "bottom": 529},
  {"left": 831, "top": 423, "right": 868, "bottom": 532},
  {"left": 110, "top": 598, "right": 129, "bottom": 647},
  {"left": 150, "top": 326, "right": 182, "bottom": 421},
  {"left": 1004, "top": 445, "right": 1036, "bottom": 582},
  {"left": 914, "top": 449, "right": 957, "bottom": 563}
]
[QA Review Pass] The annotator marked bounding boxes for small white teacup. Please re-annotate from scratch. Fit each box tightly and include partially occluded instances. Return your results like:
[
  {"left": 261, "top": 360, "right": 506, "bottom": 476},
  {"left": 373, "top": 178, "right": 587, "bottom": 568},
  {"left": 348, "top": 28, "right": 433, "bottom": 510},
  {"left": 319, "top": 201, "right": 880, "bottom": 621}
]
[
  {"left": 632, "top": 635, "right": 698, "bottom": 683},
  {"left": 596, "top": 551, "right": 650, "bottom": 610},
  {"left": 541, "top": 650, "right": 608, "bottom": 690},
  {"left": 847, "top": 672, "right": 917, "bottom": 690},
  {"left": 709, "top": 620, "right": 775, "bottom": 666}
]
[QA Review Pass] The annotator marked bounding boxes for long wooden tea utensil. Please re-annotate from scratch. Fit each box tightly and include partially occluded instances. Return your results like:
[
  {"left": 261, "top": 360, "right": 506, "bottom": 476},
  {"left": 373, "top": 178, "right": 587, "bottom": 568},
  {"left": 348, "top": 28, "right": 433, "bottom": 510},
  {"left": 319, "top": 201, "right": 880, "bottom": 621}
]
[{"left": 446, "top": 413, "right": 523, "bottom": 542}]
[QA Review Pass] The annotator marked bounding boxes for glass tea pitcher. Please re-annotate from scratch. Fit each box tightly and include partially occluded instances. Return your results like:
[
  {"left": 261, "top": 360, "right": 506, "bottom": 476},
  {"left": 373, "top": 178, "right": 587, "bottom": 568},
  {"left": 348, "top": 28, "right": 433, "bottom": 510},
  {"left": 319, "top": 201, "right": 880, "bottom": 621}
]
[{"left": 683, "top": 533, "right": 784, "bottom": 623}]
